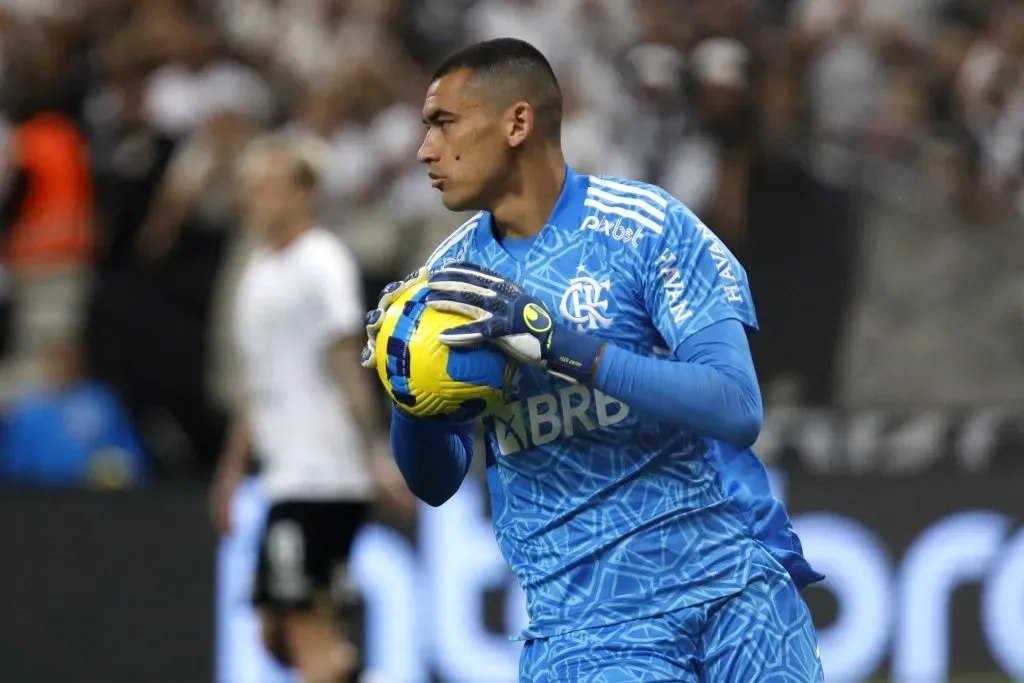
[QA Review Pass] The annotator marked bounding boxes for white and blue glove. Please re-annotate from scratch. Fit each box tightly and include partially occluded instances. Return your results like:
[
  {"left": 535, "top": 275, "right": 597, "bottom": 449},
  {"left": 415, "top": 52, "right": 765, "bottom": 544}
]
[{"left": 424, "top": 262, "right": 605, "bottom": 384}]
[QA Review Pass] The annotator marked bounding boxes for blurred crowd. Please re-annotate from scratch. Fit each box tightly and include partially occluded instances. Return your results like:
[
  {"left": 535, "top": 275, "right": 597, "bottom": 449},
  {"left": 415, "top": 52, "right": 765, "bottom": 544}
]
[{"left": 0, "top": 0, "right": 1021, "bottom": 486}]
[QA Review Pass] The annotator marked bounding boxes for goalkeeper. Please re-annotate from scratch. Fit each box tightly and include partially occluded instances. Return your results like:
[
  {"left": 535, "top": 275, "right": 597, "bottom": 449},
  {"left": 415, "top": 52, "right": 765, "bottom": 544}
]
[{"left": 361, "top": 38, "right": 824, "bottom": 682}]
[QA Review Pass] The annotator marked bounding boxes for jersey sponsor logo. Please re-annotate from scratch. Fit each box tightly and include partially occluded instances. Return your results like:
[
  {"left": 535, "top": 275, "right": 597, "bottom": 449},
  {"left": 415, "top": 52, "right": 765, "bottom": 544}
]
[
  {"left": 654, "top": 223, "right": 746, "bottom": 324},
  {"left": 490, "top": 385, "right": 630, "bottom": 455},
  {"left": 579, "top": 215, "right": 645, "bottom": 247},
  {"left": 559, "top": 275, "right": 613, "bottom": 330},
  {"left": 697, "top": 221, "right": 744, "bottom": 304},
  {"left": 654, "top": 248, "right": 693, "bottom": 325}
]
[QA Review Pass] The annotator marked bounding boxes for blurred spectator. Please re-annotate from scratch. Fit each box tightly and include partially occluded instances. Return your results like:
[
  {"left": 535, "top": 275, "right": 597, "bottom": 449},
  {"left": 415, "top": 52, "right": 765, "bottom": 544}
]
[
  {"left": 957, "top": 2, "right": 1024, "bottom": 203},
  {"left": 465, "top": 0, "right": 577, "bottom": 70},
  {"left": 665, "top": 37, "right": 756, "bottom": 246},
  {"left": 799, "top": 0, "right": 885, "bottom": 147},
  {"left": 0, "top": 336, "right": 148, "bottom": 489},
  {"left": 135, "top": 77, "right": 267, "bottom": 261},
  {"left": 0, "top": 108, "right": 94, "bottom": 396},
  {"left": 143, "top": 27, "right": 270, "bottom": 141},
  {"left": 86, "top": 72, "right": 178, "bottom": 272},
  {"left": 5, "top": 111, "right": 93, "bottom": 273},
  {"left": 621, "top": 42, "right": 688, "bottom": 196},
  {"left": 840, "top": 186, "right": 1024, "bottom": 406},
  {"left": 284, "top": 45, "right": 439, "bottom": 279}
]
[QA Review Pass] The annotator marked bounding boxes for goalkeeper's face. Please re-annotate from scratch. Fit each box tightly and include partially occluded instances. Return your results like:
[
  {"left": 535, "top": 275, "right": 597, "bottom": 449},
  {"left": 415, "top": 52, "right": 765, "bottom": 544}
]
[{"left": 418, "top": 70, "right": 513, "bottom": 212}]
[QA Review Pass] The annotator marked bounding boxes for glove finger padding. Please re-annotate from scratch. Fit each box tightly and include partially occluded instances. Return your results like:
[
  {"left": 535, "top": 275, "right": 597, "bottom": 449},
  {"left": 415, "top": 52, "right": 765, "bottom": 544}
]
[
  {"left": 425, "top": 288, "right": 501, "bottom": 317},
  {"left": 424, "top": 285, "right": 503, "bottom": 314},
  {"left": 428, "top": 269, "right": 504, "bottom": 297},
  {"left": 435, "top": 320, "right": 489, "bottom": 346},
  {"left": 427, "top": 279, "right": 497, "bottom": 299},
  {"left": 359, "top": 343, "right": 376, "bottom": 368},
  {"left": 364, "top": 308, "right": 383, "bottom": 334},
  {"left": 434, "top": 261, "right": 506, "bottom": 281},
  {"left": 379, "top": 267, "right": 428, "bottom": 310}
]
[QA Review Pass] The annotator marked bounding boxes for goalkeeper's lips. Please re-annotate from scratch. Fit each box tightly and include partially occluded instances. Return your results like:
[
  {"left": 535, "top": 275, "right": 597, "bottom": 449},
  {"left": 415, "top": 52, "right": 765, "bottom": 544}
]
[{"left": 428, "top": 173, "right": 445, "bottom": 189}]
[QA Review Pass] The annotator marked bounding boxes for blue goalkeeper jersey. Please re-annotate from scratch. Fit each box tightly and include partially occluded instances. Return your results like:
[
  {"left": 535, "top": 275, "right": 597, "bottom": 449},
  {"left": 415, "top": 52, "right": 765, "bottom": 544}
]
[{"left": 425, "top": 166, "right": 819, "bottom": 640}]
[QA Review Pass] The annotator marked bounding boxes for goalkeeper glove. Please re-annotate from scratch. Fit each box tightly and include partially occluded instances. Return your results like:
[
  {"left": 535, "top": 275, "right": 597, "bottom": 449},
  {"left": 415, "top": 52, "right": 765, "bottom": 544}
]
[
  {"left": 424, "top": 262, "right": 605, "bottom": 384},
  {"left": 360, "top": 267, "right": 428, "bottom": 369}
]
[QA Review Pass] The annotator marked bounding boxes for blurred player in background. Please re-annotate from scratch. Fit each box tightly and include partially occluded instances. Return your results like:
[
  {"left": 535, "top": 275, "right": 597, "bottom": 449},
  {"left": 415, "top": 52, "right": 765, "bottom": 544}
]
[
  {"left": 211, "top": 133, "right": 412, "bottom": 683},
  {"left": 362, "top": 39, "right": 824, "bottom": 682}
]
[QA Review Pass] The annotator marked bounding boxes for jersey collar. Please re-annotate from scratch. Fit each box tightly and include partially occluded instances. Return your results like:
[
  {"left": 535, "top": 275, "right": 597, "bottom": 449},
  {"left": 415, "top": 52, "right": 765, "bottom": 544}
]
[
  {"left": 475, "top": 164, "right": 586, "bottom": 252},
  {"left": 547, "top": 163, "right": 586, "bottom": 233}
]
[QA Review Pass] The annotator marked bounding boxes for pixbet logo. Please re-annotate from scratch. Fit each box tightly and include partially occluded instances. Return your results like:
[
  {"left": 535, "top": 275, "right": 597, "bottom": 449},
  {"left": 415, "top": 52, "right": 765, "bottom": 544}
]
[{"left": 580, "top": 215, "right": 644, "bottom": 247}]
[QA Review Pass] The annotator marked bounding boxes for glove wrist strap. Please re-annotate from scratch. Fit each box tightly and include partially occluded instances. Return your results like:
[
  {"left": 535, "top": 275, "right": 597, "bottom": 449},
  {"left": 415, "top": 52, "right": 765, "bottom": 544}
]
[{"left": 545, "top": 326, "right": 604, "bottom": 384}]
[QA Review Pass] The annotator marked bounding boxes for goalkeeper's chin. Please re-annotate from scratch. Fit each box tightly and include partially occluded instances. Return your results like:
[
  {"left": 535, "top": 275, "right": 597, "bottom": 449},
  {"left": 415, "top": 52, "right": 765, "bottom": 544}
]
[{"left": 437, "top": 184, "right": 482, "bottom": 213}]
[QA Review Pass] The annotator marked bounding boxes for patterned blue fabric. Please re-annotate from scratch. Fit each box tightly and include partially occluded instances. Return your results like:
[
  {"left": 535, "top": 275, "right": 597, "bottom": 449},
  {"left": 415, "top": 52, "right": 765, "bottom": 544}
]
[
  {"left": 518, "top": 550, "right": 824, "bottom": 682},
  {"left": 425, "top": 166, "right": 820, "bottom": 641}
]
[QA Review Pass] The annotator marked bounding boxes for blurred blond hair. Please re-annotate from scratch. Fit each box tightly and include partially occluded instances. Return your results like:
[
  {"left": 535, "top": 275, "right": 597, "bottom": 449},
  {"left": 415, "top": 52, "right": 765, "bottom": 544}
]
[{"left": 237, "top": 129, "right": 331, "bottom": 187}]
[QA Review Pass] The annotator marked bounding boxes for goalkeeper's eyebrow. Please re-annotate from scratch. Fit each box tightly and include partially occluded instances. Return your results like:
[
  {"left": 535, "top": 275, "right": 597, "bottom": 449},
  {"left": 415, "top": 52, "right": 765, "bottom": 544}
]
[{"left": 423, "top": 108, "right": 457, "bottom": 126}]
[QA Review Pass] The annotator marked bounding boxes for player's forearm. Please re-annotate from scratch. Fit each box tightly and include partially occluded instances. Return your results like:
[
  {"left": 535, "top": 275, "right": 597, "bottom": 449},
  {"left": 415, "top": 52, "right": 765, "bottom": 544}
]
[
  {"left": 332, "top": 337, "right": 386, "bottom": 452},
  {"left": 217, "top": 410, "right": 252, "bottom": 480},
  {"left": 389, "top": 407, "right": 473, "bottom": 507},
  {"left": 341, "top": 368, "right": 384, "bottom": 448},
  {"left": 594, "top": 320, "right": 764, "bottom": 447}
]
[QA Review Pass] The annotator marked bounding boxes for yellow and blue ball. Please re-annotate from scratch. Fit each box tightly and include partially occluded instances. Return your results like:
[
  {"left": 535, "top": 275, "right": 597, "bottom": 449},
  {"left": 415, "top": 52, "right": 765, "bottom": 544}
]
[{"left": 375, "top": 282, "right": 510, "bottom": 423}]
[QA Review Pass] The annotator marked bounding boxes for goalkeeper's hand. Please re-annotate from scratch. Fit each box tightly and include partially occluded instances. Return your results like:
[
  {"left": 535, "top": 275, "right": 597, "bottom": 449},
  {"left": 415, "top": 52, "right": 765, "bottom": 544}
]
[
  {"left": 424, "top": 262, "right": 605, "bottom": 384},
  {"left": 360, "top": 267, "right": 428, "bottom": 369}
]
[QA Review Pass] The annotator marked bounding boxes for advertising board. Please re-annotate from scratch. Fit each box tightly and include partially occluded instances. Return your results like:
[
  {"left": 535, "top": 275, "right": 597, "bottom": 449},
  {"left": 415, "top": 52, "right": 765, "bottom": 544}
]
[{"left": 218, "top": 471, "right": 1024, "bottom": 682}]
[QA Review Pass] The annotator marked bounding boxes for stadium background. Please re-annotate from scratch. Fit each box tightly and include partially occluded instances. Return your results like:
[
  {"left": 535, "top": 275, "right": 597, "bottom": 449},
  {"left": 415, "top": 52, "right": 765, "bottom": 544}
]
[{"left": 0, "top": 0, "right": 1021, "bottom": 681}]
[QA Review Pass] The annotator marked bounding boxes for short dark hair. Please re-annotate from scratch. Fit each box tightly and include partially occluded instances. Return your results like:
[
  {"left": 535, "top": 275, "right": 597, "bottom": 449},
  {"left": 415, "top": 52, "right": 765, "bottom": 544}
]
[{"left": 431, "top": 38, "right": 563, "bottom": 139}]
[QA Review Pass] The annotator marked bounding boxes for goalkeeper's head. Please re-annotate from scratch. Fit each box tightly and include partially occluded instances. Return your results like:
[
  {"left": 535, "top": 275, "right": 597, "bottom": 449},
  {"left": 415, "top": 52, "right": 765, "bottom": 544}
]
[
  {"left": 417, "top": 37, "right": 564, "bottom": 213},
  {"left": 238, "top": 131, "right": 327, "bottom": 240}
]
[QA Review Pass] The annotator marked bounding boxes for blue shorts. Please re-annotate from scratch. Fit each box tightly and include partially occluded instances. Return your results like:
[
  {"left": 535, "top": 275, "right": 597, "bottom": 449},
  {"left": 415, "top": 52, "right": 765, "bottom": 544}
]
[{"left": 519, "top": 557, "right": 823, "bottom": 683}]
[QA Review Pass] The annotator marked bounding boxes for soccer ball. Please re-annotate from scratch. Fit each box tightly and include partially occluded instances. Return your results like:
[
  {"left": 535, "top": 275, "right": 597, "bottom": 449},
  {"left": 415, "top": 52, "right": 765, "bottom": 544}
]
[{"left": 374, "top": 281, "right": 510, "bottom": 423}]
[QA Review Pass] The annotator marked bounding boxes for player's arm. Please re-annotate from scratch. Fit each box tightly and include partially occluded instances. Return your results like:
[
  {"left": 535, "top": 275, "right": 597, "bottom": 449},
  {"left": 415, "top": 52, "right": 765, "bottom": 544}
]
[
  {"left": 593, "top": 319, "right": 763, "bottom": 447},
  {"left": 210, "top": 390, "right": 252, "bottom": 534},
  {"left": 389, "top": 408, "right": 474, "bottom": 507},
  {"left": 330, "top": 332, "right": 415, "bottom": 514},
  {"left": 219, "top": 396, "right": 252, "bottom": 474},
  {"left": 329, "top": 331, "right": 401, "bottom": 484},
  {"left": 360, "top": 268, "right": 475, "bottom": 507},
  {"left": 329, "top": 332, "right": 384, "bottom": 445},
  {"left": 315, "top": 238, "right": 415, "bottom": 514},
  {"left": 135, "top": 138, "right": 209, "bottom": 261},
  {"left": 592, "top": 206, "right": 763, "bottom": 446},
  {"left": 314, "top": 237, "right": 383, "bottom": 450}
]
